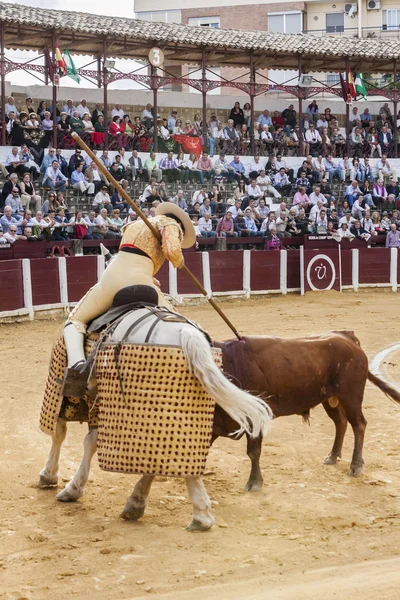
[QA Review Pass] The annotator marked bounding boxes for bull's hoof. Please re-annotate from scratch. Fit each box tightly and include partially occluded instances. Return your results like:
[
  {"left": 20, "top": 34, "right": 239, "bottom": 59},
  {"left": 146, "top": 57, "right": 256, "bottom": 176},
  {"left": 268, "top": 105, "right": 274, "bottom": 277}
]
[
  {"left": 350, "top": 464, "right": 363, "bottom": 477},
  {"left": 323, "top": 454, "right": 338, "bottom": 465},
  {"left": 37, "top": 473, "right": 58, "bottom": 488},
  {"left": 121, "top": 502, "right": 146, "bottom": 521},
  {"left": 186, "top": 516, "right": 215, "bottom": 532},
  {"left": 56, "top": 485, "right": 82, "bottom": 502},
  {"left": 244, "top": 479, "right": 263, "bottom": 492}
]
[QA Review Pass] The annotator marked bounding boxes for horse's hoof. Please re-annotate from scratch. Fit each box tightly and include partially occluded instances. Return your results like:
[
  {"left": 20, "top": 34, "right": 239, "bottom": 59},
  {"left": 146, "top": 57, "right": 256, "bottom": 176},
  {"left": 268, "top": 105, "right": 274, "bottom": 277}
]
[
  {"left": 244, "top": 479, "right": 263, "bottom": 492},
  {"left": 350, "top": 465, "right": 363, "bottom": 477},
  {"left": 121, "top": 503, "right": 145, "bottom": 521},
  {"left": 186, "top": 516, "right": 215, "bottom": 532},
  {"left": 323, "top": 454, "right": 338, "bottom": 465},
  {"left": 56, "top": 486, "right": 82, "bottom": 502},
  {"left": 37, "top": 473, "right": 58, "bottom": 488}
]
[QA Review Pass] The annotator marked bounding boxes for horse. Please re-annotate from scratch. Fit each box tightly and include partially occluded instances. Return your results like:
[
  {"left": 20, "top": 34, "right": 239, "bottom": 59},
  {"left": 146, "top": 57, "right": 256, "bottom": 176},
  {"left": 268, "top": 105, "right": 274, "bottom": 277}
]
[{"left": 38, "top": 301, "right": 273, "bottom": 531}]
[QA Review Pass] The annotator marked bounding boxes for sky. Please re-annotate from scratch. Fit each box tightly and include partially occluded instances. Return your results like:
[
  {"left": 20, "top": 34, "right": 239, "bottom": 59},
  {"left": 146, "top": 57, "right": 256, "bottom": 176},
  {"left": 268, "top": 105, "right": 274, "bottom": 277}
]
[{"left": 4, "top": 0, "right": 147, "bottom": 91}]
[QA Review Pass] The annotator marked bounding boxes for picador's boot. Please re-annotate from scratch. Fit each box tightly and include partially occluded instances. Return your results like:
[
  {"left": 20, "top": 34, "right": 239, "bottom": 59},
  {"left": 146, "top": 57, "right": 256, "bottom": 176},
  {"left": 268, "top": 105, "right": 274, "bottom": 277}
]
[{"left": 62, "top": 321, "right": 89, "bottom": 397}]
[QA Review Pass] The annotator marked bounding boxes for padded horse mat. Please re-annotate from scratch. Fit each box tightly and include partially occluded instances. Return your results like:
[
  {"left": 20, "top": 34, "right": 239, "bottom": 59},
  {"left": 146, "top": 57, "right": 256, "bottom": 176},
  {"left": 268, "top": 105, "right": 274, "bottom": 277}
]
[
  {"left": 40, "top": 335, "right": 99, "bottom": 435},
  {"left": 96, "top": 344, "right": 222, "bottom": 477}
]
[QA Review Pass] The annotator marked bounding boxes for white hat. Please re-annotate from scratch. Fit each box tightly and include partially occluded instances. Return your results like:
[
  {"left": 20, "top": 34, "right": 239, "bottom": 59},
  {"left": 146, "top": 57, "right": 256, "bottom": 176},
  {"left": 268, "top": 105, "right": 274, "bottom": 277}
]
[{"left": 155, "top": 203, "right": 196, "bottom": 249}]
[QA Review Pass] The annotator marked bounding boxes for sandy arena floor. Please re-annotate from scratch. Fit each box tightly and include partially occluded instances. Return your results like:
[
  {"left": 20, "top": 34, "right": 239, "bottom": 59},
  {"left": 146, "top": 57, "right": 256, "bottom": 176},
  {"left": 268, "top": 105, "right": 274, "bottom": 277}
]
[{"left": 1, "top": 290, "right": 400, "bottom": 600}]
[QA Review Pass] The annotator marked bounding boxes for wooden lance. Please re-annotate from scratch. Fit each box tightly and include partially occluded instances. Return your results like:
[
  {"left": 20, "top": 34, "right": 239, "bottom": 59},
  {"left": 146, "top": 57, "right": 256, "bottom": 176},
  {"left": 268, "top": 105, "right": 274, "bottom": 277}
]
[{"left": 70, "top": 132, "right": 242, "bottom": 340}]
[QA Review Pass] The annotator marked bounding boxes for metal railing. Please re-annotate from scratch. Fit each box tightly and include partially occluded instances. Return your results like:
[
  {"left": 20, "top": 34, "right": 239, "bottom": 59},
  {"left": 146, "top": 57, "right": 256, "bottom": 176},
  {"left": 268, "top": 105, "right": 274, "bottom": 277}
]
[{"left": 302, "top": 25, "right": 400, "bottom": 39}]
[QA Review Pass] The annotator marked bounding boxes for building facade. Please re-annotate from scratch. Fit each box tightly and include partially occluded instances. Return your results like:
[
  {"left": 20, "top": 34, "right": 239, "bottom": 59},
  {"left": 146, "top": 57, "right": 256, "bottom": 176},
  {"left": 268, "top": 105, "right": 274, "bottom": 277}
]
[{"left": 135, "top": 0, "right": 399, "bottom": 88}]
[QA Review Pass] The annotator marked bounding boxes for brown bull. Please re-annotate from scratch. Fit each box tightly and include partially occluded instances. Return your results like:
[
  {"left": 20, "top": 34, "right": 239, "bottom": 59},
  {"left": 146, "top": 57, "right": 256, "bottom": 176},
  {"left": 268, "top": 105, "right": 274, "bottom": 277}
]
[{"left": 213, "top": 331, "right": 400, "bottom": 491}]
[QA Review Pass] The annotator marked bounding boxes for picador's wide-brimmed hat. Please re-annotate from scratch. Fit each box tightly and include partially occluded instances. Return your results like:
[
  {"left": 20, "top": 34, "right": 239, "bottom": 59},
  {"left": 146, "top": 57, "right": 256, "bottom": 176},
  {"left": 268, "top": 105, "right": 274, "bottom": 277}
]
[{"left": 155, "top": 203, "right": 196, "bottom": 249}]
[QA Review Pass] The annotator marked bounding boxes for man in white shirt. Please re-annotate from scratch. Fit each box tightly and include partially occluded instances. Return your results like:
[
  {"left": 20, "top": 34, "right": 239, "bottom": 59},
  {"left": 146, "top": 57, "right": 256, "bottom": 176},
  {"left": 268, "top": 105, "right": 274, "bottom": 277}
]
[
  {"left": 246, "top": 180, "right": 263, "bottom": 201},
  {"left": 229, "top": 199, "right": 243, "bottom": 219},
  {"left": 128, "top": 149, "right": 143, "bottom": 180},
  {"left": 43, "top": 160, "right": 68, "bottom": 192},
  {"left": 111, "top": 104, "right": 124, "bottom": 120},
  {"left": 351, "top": 196, "right": 366, "bottom": 221},
  {"left": 256, "top": 170, "right": 281, "bottom": 199},
  {"left": 192, "top": 187, "right": 208, "bottom": 205},
  {"left": 339, "top": 212, "right": 356, "bottom": 227},
  {"left": 309, "top": 187, "right": 327, "bottom": 206},
  {"left": 316, "top": 114, "right": 328, "bottom": 131},
  {"left": 249, "top": 156, "right": 264, "bottom": 178},
  {"left": 338, "top": 155, "right": 353, "bottom": 182},
  {"left": 305, "top": 124, "right": 322, "bottom": 153},
  {"left": 76, "top": 99, "right": 91, "bottom": 118},
  {"left": 376, "top": 155, "right": 397, "bottom": 182},
  {"left": 323, "top": 155, "right": 343, "bottom": 183},
  {"left": 93, "top": 187, "right": 112, "bottom": 214},
  {"left": 361, "top": 211, "right": 376, "bottom": 235},
  {"left": 5, "top": 96, "right": 19, "bottom": 117},
  {"left": 62, "top": 99, "right": 77, "bottom": 117},
  {"left": 198, "top": 214, "right": 216, "bottom": 238},
  {"left": 275, "top": 154, "right": 294, "bottom": 183},
  {"left": 273, "top": 168, "right": 291, "bottom": 196},
  {"left": 309, "top": 199, "right": 324, "bottom": 222},
  {"left": 141, "top": 103, "right": 154, "bottom": 129}
]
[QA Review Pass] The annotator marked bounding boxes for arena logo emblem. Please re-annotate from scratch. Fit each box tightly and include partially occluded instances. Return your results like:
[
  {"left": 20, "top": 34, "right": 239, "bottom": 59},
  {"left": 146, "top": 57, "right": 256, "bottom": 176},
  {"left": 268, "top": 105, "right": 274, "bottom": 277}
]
[{"left": 301, "top": 248, "right": 342, "bottom": 294}]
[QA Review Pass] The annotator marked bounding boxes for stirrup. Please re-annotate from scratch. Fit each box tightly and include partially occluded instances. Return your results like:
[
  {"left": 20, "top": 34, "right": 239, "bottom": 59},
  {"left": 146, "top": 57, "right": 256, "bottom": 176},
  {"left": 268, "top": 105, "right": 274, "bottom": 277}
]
[{"left": 62, "top": 362, "right": 89, "bottom": 397}]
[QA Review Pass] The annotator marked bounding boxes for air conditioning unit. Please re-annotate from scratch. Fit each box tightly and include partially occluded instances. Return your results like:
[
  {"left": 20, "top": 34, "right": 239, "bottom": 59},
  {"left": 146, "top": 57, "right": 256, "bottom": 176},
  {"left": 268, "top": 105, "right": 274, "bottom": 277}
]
[
  {"left": 367, "top": 0, "right": 380, "bottom": 10},
  {"left": 345, "top": 3, "right": 358, "bottom": 17},
  {"left": 298, "top": 74, "right": 313, "bottom": 87}
]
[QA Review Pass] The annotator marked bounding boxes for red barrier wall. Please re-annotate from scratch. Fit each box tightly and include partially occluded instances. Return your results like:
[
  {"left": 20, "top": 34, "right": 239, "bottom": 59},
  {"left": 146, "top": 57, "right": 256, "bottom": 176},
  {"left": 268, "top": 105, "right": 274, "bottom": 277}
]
[
  {"left": 30, "top": 259, "right": 60, "bottom": 306},
  {"left": 177, "top": 253, "right": 203, "bottom": 295},
  {"left": 0, "top": 260, "right": 24, "bottom": 311},
  {"left": 209, "top": 251, "right": 243, "bottom": 292},
  {"left": 286, "top": 251, "right": 300, "bottom": 289},
  {"left": 341, "top": 250, "right": 353, "bottom": 287},
  {"left": 250, "top": 252, "right": 280, "bottom": 291},
  {"left": 157, "top": 262, "right": 169, "bottom": 295},
  {"left": 66, "top": 256, "right": 98, "bottom": 302},
  {"left": 359, "top": 248, "right": 391, "bottom": 285}
]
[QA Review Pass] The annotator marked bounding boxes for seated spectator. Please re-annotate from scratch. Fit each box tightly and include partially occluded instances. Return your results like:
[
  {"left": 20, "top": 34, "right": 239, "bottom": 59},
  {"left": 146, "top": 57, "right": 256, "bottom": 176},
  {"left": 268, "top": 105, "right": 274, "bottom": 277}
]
[
  {"left": 382, "top": 193, "right": 396, "bottom": 213},
  {"left": 378, "top": 127, "right": 392, "bottom": 156},
  {"left": 229, "top": 102, "right": 245, "bottom": 128},
  {"left": 282, "top": 104, "right": 297, "bottom": 131},
  {"left": 0, "top": 206, "right": 19, "bottom": 232},
  {"left": 306, "top": 99, "right": 319, "bottom": 118},
  {"left": 93, "top": 186, "right": 113, "bottom": 214},
  {"left": 295, "top": 209, "right": 311, "bottom": 235},
  {"left": 285, "top": 127, "right": 300, "bottom": 156},
  {"left": 381, "top": 212, "right": 392, "bottom": 232},
  {"left": 5, "top": 187, "right": 24, "bottom": 217},
  {"left": 376, "top": 155, "right": 397, "bottom": 182},
  {"left": 345, "top": 180, "right": 363, "bottom": 207},
  {"left": 109, "top": 116, "right": 128, "bottom": 148},
  {"left": 275, "top": 209, "right": 291, "bottom": 238},
  {"left": 273, "top": 168, "right": 291, "bottom": 197},
  {"left": 373, "top": 179, "right": 388, "bottom": 208},
  {"left": 330, "top": 128, "right": 346, "bottom": 158},
  {"left": 361, "top": 210, "right": 376, "bottom": 236},
  {"left": 338, "top": 222, "right": 355, "bottom": 240},
  {"left": 198, "top": 213, "right": 216, "bottom": 238},
  {"left": 351, "top": 220, "right": 371, "bottom": 242},
  {"left": 109, "top": 162, "right": 129, "bottom": 191},
  {"left": 223, "top": 119, "right": 240, "bottom": 154},
  {"left": 386, "top": 223, "right": 400, "bottom": 247},
  {"left": 323, "top": 155, "right": 343, "bottom": 183},
  {"left": 304, "top": 124, "right": 322, "bottom": 155},
  {"left": 4, "top": 223, "right": 26, "bottom": 243},
  {"left": 245, "top": 180, "right": 263, "bottom": 204},
  {"left": 261, "top": 125, "right": 274, "bottom": 155},
  {"left": 68, "top": 210, "right": 92, "bottom": 239},
  {"left": 84, "top": 210, "right": 102, "bottom": 239},
  {"left": 255, "top": 169, "right": 280, "bottom": 200},
  {"left": 4, "top": 147, "right": 29, "bottom": 177},
  {"left": 216, "top": 211, "right": 238, "bottom": 238},
  {"left": 257, "top": 109, "right": 273, "bottom": 128},
  {"left": 172, "top": 190, "right": 188, "bottom": 212},
  {"left": 229, "top": 199, "right": 243, "bottom": 219},
  {"left": 141, "top": 103, "right": 154, "bottom": 130},
  {"left": 192, "top": 186, "right": 208, "bottom": 205},
  {"left": 71, "top": 164, "right": 95, "bottom": 196},
  {"left": 43, "top": 160, "right": 68, "bottom": 192},
  {"left": 261, "top": 212, "right": 276, "bottom": 234},
  {"left": 273, "top": 127, "right": 286, "bottom": 155},
  {"left": 53, "top": 207, "right": 70, "bottom": 241},
  {"left": 143, "top": 152, "right": 162, "bottom": 183},
  {"left": 197, "top": 152, "right": 213, "bottom": 182},
  {"left": 111, "top": 190, "right": 128, "bottom": 213},
  {"left": 95, "top": 207, "right": 120, "bottom": 239},
  {"left": 85, "top": 161, "right": 105, "bottom": 194},
  {"left": 213, "top": 152, "right": 235, "bottom": 184},
  {"left": 293, "top": 186, "right": 311, "bottom": 210},
  {"left": 109, "top": 209, "right": 124, "bottom": 232},
  {"left": 199, "top": 198, "right": 216, "bottom": 219},
  {"left": 264, "top": 225, "right": 281, "bottom": 249},
  {"left": 351, "top": 127, "right": 368, "bottom": 157},
  {"left": 316, "top": 114, "right": 329, "bottom": 131},
  {"left": 159, "top": 152, "right": 181, "bottom": 183},
  {"left": 230, "top": 155, "right": 249, "bottom": 185},
  {"left": 275, "top": 154, "right": 294, "bottom": 183}
]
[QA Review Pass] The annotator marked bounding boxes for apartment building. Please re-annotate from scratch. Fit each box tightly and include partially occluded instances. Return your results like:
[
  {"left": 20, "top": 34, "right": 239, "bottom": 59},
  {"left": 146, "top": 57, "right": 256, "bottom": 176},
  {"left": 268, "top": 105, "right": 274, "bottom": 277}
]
[{"left": 135, "top": 0, "right": 398, "bottom": 89}]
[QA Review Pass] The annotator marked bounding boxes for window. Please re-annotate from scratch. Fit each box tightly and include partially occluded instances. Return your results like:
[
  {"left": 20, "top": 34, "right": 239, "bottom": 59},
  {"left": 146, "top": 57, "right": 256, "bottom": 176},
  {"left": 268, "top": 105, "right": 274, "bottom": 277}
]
[
  {"left": 326, "top": 13, "right": 344, "bottom": 33},
  {"left": 327, "top": 73, "right": 340, "bottom": 85},
  {"left": 382, "top": 10, "right": 400, "bottom": 30},
  {"left": 136, "top": 10, "right": 181, "bottom": 24},
  {"left": 268, "top": 12, "right": 303, "bottom": 34},
  {"left": 188, "top": 16, "right": 220, "bottom": 28}
]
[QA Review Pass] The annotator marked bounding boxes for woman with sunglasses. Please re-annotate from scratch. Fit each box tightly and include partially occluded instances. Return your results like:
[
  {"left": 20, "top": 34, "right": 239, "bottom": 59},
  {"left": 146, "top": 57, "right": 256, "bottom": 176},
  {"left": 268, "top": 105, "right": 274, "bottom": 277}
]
[{"left": 20, "top": 172, "right": 41, "bottom": 212}]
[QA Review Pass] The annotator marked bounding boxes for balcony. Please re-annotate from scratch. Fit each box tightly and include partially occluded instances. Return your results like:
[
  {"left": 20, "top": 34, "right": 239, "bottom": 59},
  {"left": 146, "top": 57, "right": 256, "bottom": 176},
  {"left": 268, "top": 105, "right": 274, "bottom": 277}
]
[{"left": 302, "top": 25, "right": 400, "bottom": 39}]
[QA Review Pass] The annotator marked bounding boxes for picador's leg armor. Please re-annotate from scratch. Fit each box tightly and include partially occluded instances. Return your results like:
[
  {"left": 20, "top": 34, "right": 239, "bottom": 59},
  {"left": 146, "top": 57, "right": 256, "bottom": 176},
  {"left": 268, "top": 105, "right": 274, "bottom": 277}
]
[{"left": 62, "top": 321, "right": 89, "bottom": 397}]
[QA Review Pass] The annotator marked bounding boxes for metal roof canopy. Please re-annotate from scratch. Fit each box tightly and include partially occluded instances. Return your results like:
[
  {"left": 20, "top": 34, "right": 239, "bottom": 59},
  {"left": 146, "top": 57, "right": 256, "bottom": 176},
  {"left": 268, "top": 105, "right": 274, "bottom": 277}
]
[{"left": 1, "top": 1, "right": 400, "bottom": 72}]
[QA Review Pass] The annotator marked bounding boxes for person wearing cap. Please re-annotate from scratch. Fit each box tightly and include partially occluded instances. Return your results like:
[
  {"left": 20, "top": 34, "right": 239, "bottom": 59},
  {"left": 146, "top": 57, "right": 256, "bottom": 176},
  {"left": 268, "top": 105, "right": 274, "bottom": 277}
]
[{"left": 62, "top": 203, "right": 196, "bottom": 395}]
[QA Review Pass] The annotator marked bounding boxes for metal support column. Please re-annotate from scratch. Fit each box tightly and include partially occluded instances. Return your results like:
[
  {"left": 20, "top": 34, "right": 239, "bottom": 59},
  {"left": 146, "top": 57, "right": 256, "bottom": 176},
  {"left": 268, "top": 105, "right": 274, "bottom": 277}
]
[
  {"left": 151, "top": 65, "right": 158, "bottom": 152},
  {"left": 345, "top": 57, "right": 350, "bottom": 156},
  {"left": 0, "top": 23, "right": 6, "bottom": 146},
  {"left": 103, "top": 40, "right": 108, "bottom": 149},
  {"left": 97, "top": 56, "right": 102, "bottom": 89},
  {"left": 51, "top": 33, "right": 58, "bottom": 149},
  {"left": 201, "top": 48, "right": 207, "bottom": 141},
  {"left": 394, "top": 59, "right": 398, "bottom": 158},
  {"left": 298, "top": 55, "right": 303, "bottom": 156},
  {"left": 249, "top": 53, "right": 255, "bottom": 156}
]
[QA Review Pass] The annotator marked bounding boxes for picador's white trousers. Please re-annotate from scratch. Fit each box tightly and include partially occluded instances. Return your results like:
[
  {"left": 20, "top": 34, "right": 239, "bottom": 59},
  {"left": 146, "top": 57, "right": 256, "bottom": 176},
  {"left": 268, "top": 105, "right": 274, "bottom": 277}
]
[{"left": 64, "top": 252, "right": 172, "bottom": 368}]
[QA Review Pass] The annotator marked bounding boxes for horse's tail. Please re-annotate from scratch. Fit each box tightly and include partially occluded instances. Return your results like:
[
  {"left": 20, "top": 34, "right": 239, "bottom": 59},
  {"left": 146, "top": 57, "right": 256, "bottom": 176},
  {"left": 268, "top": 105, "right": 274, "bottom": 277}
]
[
  {"left": 368, "top": 370, "right": 400, "bottom": 405},
  {"left": 180, "top": 328, "right": 273, "bottom": 438}
]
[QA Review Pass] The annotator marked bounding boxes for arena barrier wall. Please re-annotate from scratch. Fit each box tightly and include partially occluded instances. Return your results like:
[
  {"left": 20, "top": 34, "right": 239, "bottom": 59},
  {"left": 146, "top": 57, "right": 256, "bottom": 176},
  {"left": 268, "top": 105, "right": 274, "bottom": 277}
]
[{"left": 0, "top": 248, "right": 398, "bottom": 320}]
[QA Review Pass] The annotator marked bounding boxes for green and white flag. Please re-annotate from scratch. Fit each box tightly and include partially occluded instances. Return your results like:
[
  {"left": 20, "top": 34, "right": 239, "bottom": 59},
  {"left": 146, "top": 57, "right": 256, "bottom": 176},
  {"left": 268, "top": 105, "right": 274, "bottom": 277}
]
[
  {"left": 355, "top": 73, "right": 367, "bottom": 99},
  {"left": 64, "top": 48, "right": 81, "bottom": 84}
]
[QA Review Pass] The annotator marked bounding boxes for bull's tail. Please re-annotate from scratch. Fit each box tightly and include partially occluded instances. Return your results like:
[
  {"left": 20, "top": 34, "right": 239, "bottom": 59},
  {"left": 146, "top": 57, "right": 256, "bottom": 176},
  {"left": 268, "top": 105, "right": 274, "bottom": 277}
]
[
  {"left": 180, "top": 328, "right": 273, "bottom": 438},
  {"left": 368, "top": 371, "right": 400, "bottom": 405}
]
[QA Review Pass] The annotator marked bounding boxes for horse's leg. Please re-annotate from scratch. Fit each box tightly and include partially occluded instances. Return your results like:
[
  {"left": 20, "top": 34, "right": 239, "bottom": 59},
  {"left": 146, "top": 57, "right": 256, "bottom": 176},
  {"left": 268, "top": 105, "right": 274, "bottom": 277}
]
[
  {"left": 38, "top": 418, "right": 67, "bottom": 487},
  {"left": 322, "top": 399, "right": 348, "bottom": 465},
  {"left": 121, "top": 475, "right": 155, "bottom": 521},
  {"left": 244, "top": 433, "right": 264, "bottom": 492},
  {"left": 56, "top": 427, "right": 98, "bottom": 502},
  {"left": 185, "top": 476, "right": 215, "bottom": 532}
]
